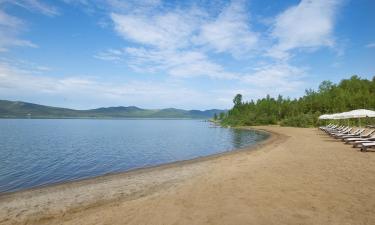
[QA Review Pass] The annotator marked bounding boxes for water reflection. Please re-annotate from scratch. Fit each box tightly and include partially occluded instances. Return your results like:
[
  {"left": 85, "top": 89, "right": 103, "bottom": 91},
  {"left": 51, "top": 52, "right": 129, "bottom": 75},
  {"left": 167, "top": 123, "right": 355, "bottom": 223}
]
[
  {"left": 231, "top": 129, "right": 245, "bottom": 149},
  {"left": 230, "top": 128, "right": 268, "bottom": 149}
]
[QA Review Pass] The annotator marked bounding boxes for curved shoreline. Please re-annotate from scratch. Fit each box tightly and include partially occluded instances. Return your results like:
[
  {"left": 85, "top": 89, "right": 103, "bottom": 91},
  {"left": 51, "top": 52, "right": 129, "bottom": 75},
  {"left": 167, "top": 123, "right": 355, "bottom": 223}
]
[
  {"left": 2, "top": 126, "right": 375, "bottom": 225},
  {"left": 0, "top": 127, "right": 284, "bottom": 224},
  {"left": 0, "top": 127, "right": 272, "bottom": 197}
]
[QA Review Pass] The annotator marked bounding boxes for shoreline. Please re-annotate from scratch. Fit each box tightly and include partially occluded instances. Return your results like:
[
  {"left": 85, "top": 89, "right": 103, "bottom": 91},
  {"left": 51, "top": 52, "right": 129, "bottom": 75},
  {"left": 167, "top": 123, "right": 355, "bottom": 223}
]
[
  {"left": 0, "top": 117, "right": 212, "bottom": 120},
  {"left": 0, "top": 127, "right": 282, "bottom": 224},
  {"left": 0, "top": 127, "right": 272, "bottom": 197},
  {"left": 2, "top": 126, "right": 375, "bottom": 225}
]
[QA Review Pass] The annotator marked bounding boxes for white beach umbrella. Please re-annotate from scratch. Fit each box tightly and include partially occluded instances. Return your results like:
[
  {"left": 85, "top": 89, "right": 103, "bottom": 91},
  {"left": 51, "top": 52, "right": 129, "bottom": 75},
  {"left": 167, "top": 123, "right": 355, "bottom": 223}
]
[
  {"left": 339, "top": 112, "right": 351, "bottom": 119},
  {"left": 345, "top": 109, "right": 375, "bottom": 127},
  {"left": 325, "top": 114, "right": 333, "bottom": 120},
  {"left": 330, "top": 113, "right": 342, "bottom": 120},
  {"left": 339, "top": 111, "right": 354, "bottom": 126},
  {"left": 319, "top": 110, "right": 375, "bottom": 127},
  {"left": 327, "top": 114, "right": 334, "bottom": 120},
  {"left": 324, "top": 114, "right": 332, "bottom": 120},
  {"left": 334, "top": 113, "right": 345, "bottom": 119},
  {"left": 331, "top": 113, "right": 347, "bottom": 121},
  {"left": 345, "top": 109, "right": 375, "bottom": 118}
]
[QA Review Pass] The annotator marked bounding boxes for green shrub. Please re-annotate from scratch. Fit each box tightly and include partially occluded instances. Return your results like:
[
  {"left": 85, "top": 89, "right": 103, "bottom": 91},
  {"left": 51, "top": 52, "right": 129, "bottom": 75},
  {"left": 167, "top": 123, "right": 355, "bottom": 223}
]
[{"left": 280, "top": 114, "right": 314, "bottom": 127}]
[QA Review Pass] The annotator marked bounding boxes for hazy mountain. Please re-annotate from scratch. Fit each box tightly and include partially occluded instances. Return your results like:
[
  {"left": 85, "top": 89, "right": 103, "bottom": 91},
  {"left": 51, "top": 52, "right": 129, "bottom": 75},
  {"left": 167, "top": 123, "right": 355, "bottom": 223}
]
[{"left": 0, "top": 100, "right": 226, "bottom": 119}]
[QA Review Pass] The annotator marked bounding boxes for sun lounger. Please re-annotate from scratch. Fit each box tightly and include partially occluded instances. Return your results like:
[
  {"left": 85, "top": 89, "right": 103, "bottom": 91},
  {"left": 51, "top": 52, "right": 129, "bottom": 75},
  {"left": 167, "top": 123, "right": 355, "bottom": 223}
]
[
  {"left": 334, "top": 128, "right": 360, "bottom": 136},
  {"left": 344, "top": 130, "right": 375, "bottom": 143},
  {"left": 329, "top": 126, "right": 346, "bottom": 133},
  {"left": 324, "top": 125, "right": 342, "bottom": 133},
  {"left": 320, "top": 124, "right": 336, "bottom": 131},
  {"left": 352, "top": 137, "right": 375, "bottom": 147},
  {"left": 330, "top": 127, "right": 352, "bottom": 136},
  {"left": 321, "top": 126, "right": 335, "bottom": 133},
  {"left": 336, "top": 128, "right": 365, "bottom": 139},
  {"left": 326, "top": 125, "right": 345, "bottom": 133},
  {"left": 361, "top": 142, "right": 375, "bottom": 151},
  {"left": 319, "top": 124, "right": 331, "bottom": 130}
]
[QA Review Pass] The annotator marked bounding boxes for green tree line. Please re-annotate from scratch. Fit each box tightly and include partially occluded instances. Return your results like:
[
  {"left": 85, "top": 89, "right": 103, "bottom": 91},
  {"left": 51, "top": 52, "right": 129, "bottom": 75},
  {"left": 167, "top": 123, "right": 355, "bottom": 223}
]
[{"left": 220, "top": 76, "right": 375, "bottom": 127}]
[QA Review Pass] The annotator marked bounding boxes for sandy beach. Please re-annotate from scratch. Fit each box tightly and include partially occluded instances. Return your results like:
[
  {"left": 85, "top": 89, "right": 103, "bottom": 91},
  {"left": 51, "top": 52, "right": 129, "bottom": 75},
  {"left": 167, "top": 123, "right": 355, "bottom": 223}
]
[{"left": 1, "top": 126, "right": 375, "bottom": 225}]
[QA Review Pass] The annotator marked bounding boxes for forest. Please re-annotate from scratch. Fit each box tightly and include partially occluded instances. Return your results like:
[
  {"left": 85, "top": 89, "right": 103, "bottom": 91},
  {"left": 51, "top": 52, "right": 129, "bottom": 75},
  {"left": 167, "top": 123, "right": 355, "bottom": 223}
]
[{"left": 217, "top": 76, "right": 375, "bottom": 127}]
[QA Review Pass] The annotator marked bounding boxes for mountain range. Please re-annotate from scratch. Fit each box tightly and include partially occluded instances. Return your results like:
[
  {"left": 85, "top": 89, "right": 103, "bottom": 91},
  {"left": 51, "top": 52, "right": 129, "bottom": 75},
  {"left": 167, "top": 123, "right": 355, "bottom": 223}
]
[{"left": 0, "top": 100, "right": 226, "bottom": 119}]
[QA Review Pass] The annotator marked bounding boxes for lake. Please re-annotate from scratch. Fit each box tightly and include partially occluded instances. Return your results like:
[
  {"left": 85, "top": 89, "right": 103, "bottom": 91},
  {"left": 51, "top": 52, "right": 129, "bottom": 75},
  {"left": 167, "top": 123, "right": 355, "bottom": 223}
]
[{"left": 0, "top": 119, "right": 268, "bottom": 193}]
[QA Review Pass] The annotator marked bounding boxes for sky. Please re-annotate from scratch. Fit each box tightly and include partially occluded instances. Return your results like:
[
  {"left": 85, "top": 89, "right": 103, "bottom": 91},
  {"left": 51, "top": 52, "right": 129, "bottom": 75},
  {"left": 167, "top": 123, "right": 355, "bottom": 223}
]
[{"left": 0, "top": 0, "right": 374, "bottom": 110}]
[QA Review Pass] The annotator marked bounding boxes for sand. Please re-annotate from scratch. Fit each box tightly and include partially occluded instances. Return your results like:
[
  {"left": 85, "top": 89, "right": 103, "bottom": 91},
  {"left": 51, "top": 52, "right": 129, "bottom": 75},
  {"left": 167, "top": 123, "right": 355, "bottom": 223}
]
[{"left": 1, "top": 126, "right": 375, "bottom": 225}]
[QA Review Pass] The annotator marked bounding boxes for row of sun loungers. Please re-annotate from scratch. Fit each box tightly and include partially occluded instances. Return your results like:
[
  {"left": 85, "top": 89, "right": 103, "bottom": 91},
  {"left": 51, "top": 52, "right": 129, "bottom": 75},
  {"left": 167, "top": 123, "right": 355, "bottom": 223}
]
[{"left": 319, "top": 124, "right": 375, "bottom": 151}]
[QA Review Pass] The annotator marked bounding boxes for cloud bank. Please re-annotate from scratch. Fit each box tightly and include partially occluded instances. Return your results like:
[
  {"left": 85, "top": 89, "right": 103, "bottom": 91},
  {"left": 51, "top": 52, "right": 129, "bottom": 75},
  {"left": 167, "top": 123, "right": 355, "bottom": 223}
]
[{"left": 0, "top": 0, "right": 345, "bottom": 109}]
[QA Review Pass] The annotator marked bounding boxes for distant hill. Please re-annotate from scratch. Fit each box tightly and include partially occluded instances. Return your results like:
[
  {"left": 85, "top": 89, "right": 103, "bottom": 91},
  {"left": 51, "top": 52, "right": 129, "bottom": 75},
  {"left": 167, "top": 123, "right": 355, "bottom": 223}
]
[{"left": 0, "top": 100, "right": 226, "bottom": 119}]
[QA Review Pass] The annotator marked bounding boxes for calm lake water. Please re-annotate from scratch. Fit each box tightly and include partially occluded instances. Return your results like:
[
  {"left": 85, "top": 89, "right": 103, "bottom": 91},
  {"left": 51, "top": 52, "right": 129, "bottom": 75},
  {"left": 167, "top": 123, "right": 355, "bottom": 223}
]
[{"left": 0, "top": 119, "right": 268, "bottom": 193}]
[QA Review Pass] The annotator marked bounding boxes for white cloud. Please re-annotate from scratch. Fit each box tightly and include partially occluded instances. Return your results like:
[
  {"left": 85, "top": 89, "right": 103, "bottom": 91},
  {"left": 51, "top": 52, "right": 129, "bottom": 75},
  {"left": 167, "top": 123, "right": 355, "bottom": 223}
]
[
  {"left": 106, "top": 0, "right": 259, "bottom": 79},
  {"left": 365, "top": 42, "right": 375, "bottom": 48},
  {"left": 94, "top": 48, "right": 124, "bottom": 62},
  {"left": 0, "top": 61, "right": 232, "bottom": 109},
  {"left": 0, "top": 9, "right": 23, "bottom": 27},
  {"left": 0, "top": 9, "right": 38, "bottom": 51},
  {"left": 111, "top": 8, "right": 204, "bottom": 50},
  {"left": 123, "top": 48, "right": 238, "bottom": 79},
  {"left": 0, "top": 0, "right": 346, "bottom": 108},
  {"left": 0, "top": 0, "right": 59, "bottom": 51},
  {"left": 61, "top": 0, "right": 90, "bottom": 5},
  {"left": 91, "top": 36, "right": 241, "bottom": 79},
  {"left": 194, "top": 0, "right": 258, "bottom": 56},
  {"left": 268, "top": 0, "right": 341, "bottom": 59},
  {"left": 10, "top": 0, "right": 59, "bottom": 16},
  {"left": 106, "top": 0, "right": 161, "bottom": 13},
  {"left": 242, "top": 63, "right": 306, "bottom": 93},
  {"left": 0, "top": 57, "right": 52, "bottom": 74},
  {"left": 109, "top": 0, "right": 258, "bottom": 54}
]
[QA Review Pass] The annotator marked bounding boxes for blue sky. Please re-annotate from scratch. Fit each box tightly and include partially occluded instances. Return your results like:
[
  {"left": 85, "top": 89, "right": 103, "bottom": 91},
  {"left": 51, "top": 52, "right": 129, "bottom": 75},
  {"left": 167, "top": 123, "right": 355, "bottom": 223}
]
[{"left": 0, "top": 0, "right": 374, "bottom": 110}]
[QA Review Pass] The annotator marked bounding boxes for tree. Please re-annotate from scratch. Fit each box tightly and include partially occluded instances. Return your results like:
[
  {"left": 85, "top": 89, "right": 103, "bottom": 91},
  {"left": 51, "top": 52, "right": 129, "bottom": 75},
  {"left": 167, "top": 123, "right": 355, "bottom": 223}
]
[
  {"left": 219, "top": 112, "right": 225, "bottom": 120},
  {"left": 318, "top": 80, "right": 334, "bottom": 92},
  {"left": 221, "top": 76, "right": 375, "bottom": 127},
  {"left": 213, "top": 113, "right": 218, "bottom": 120},
  {"left": 233, "top": 94, "right": 242, "bottom": 106}
]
